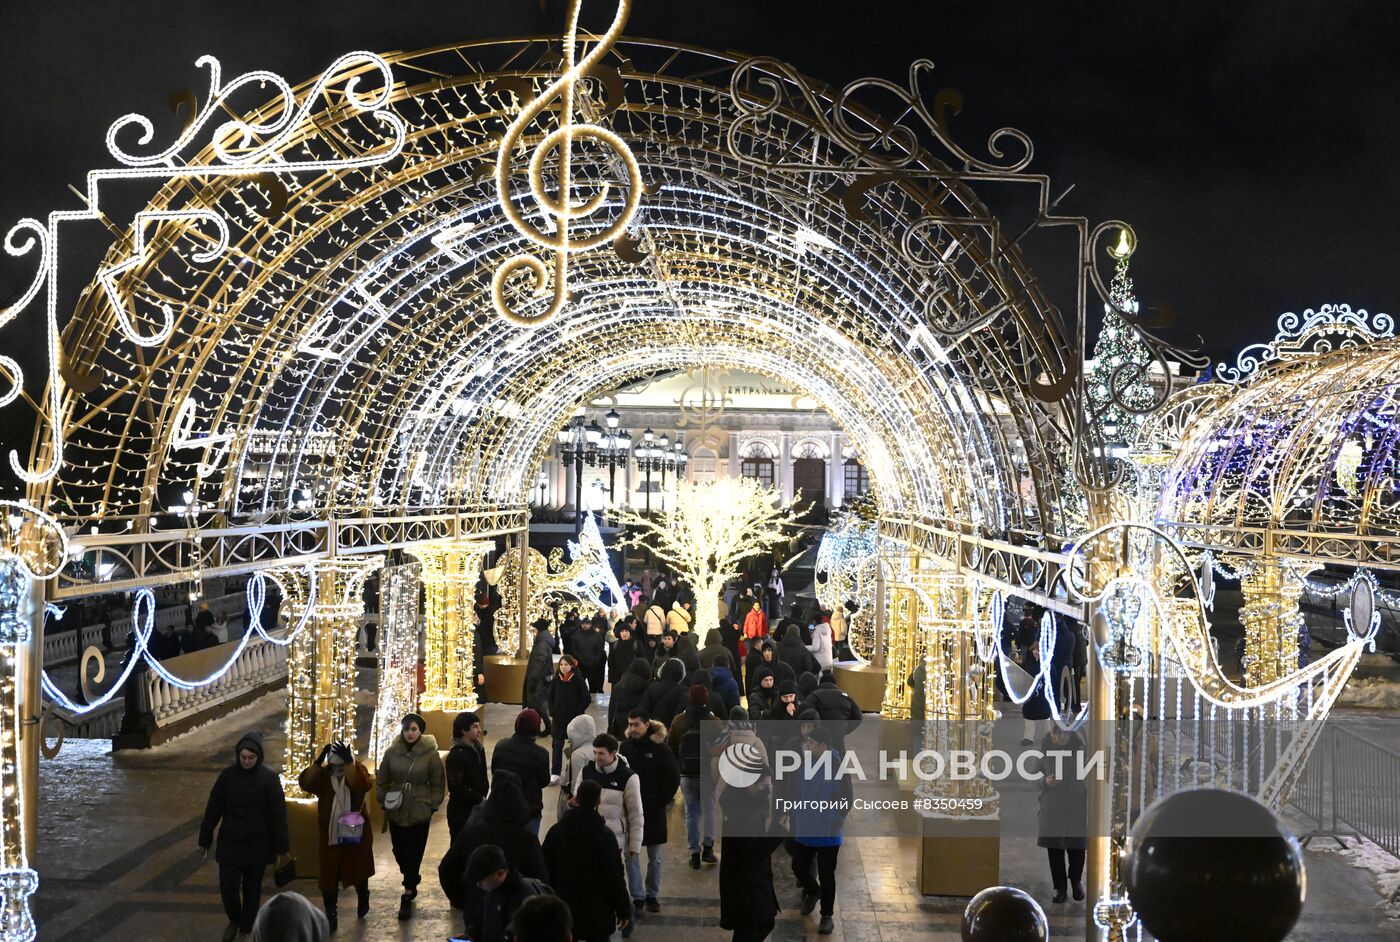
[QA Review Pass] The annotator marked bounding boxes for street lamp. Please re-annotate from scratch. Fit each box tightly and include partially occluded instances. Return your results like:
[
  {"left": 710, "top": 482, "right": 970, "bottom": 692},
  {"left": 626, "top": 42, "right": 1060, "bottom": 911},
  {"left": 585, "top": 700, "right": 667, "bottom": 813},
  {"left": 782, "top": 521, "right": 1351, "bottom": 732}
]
[
  {"left": 636, "top": 427, "right": 680, "bottom": 515},
  {"left": 601, "top": 408, "right": 631, "bottom": 506},
  {"left": 536, "top": 470, "right": 548, "bottom": 507},
  {"left": 558, "top": 413, "right": 610, "bottom": 536}
]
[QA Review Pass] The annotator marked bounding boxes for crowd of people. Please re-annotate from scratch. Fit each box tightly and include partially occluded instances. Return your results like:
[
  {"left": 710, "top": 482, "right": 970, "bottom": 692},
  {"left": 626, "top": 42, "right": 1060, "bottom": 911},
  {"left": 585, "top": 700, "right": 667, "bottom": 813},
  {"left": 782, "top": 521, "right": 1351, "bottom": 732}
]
[
  {"left": 195, "top": 567, "right": 1096, "bottom": 942},
  {"left": 197, "top": 563, "right": 869, "bottom": 942}
]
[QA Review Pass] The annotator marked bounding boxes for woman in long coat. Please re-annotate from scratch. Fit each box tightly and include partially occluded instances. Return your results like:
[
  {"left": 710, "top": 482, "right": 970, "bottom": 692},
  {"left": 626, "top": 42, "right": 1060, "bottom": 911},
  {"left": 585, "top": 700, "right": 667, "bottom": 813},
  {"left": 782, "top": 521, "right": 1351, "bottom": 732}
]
[
  {"left": 1035, "top": 726, "right": 1087, "bottom": 903},
  {"left": 376, "top": 713, "right": 446, "bottom": 921},
  {"left": 298, "top": 741, "right": 374, "bottom": 932}
]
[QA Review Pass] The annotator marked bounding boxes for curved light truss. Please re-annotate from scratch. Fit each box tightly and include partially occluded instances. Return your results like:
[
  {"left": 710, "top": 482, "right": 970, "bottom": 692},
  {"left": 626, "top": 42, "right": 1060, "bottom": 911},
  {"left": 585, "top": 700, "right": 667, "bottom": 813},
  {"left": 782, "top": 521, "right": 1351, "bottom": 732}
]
[
  {"left": 1160, "top": 332, "right": 1400, "bottom": 567},
  {"left": 15, "top": 34, "right": 1162, "bottom": 555}
]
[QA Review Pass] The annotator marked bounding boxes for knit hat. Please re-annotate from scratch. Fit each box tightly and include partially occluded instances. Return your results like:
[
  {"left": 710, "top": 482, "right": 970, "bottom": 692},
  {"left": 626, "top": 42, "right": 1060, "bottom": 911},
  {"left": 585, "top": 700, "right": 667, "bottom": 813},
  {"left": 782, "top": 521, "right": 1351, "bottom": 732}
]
[
  {"left": 515, "top": 708, "right": 542, "bottom": 736},
  {"left": 728, "top": 705, "right": 748, "bottom": 721},
  {"left": 689, "top": 684, "right": 709, "bottom": 705},
  {"left": 401, "top": 712, "right": 426, "bottom": 733},
  {"left": 807, "top": 725, "right": 833, "bottom": 746},
  {"left": 797, "top": 672, "right": 820, "bottom": 698},
  {"left": 778, "top": 679, "right": 797, "bottom": 697},
  {"left": 251, "top": 891, "right": 329, "bottom": 942},
  {"left": 532, "top": 617, "right": 552, "bottom": 631},
  {"left": 465, "top": 844, "right": 510, "bottom": 884}
]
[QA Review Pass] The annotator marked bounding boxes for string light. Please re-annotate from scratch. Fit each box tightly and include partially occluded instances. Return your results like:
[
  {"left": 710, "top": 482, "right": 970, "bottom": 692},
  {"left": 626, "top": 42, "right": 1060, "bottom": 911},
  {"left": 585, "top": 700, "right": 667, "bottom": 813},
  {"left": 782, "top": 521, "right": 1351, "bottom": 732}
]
[
  {"left": 415, "top": 541, "right": 490, "bottom": 714},
  {"left": 370, "top": 561, "right": 421, "bottom": 766}
]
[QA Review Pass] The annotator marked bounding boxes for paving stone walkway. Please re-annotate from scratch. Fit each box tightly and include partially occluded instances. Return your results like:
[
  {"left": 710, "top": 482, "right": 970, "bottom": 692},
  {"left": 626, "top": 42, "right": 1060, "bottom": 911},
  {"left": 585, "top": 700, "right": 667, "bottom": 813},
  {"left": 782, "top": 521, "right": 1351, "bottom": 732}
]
[{"left": 34, "top": 696, "right": 1400, "bottom": 940}]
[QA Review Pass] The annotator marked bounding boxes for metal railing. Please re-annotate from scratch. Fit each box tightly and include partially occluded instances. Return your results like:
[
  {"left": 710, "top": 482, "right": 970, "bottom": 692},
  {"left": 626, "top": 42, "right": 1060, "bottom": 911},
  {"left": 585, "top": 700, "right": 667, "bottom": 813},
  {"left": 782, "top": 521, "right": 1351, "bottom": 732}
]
[{"left": 1289, "top": 725, "right": 1400, "bottom": 901}]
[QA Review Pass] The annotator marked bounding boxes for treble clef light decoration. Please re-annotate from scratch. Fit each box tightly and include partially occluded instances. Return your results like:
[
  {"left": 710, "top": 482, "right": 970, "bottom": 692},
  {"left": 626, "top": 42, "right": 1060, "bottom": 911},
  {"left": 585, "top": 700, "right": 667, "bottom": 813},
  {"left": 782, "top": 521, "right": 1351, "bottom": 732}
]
[{"left": 492, "top": 0, "right": 642, "bottom": 328}]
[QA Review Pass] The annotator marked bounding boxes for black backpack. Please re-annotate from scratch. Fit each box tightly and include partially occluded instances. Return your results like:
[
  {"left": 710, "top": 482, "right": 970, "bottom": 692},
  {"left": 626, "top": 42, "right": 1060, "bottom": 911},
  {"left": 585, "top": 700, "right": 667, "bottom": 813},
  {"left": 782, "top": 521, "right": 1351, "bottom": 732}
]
[{"left": 679, "top": 725, "right": 703, "bottom": 777}]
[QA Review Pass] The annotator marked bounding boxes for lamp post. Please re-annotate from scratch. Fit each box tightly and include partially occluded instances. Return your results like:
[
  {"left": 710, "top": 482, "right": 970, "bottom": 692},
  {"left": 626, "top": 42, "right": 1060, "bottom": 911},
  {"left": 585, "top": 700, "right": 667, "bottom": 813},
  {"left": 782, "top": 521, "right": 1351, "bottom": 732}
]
[
  {"left": 636, "top": 427, "right": 681, "bottom": 516},
  {"left": 558, "top": 414, "right": 602, "bottom": 537},
  {"left": 602, "top": 408, "right": 631, "bottom": 506},
  {"left": 640, "top": 427, "right": 655, "bottom": 515},
  {"left": 536, "top": 470, "right": 547, "bottom": 508}
]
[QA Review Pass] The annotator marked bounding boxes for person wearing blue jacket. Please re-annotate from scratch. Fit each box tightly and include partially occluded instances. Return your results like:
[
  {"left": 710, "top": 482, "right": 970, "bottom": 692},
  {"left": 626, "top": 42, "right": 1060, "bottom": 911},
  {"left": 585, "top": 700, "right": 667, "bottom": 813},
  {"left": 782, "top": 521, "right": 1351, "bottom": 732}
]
[
  {"left": 708, "top": 655, "right": 742, "bottom": 717},
  {"left": 785, "top": 726, "right": 851, "bottom": 935}
]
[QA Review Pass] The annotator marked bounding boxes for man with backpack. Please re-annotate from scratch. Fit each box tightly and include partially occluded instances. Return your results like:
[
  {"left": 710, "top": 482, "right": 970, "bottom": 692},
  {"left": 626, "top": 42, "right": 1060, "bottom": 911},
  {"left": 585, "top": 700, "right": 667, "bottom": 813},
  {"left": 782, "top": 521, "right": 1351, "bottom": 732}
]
[{"left": 667, "top": 685, "right": 718, "bottom": 868}]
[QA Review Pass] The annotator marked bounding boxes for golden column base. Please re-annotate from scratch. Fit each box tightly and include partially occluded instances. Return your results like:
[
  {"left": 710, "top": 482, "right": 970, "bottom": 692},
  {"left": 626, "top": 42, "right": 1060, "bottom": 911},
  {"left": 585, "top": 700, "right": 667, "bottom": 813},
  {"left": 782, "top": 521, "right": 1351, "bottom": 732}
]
[
  {"left": 919, "top": 813, "right": 1001, "bottom": 897},
  {"left": 833, "top": 662, "right": 886, "bottom": 713},
  {"left": 483, "top": 655, "right": 529, "bottom": 704},
  {"left": 286, "top": 797, "right": 321, "bottom": 880}
]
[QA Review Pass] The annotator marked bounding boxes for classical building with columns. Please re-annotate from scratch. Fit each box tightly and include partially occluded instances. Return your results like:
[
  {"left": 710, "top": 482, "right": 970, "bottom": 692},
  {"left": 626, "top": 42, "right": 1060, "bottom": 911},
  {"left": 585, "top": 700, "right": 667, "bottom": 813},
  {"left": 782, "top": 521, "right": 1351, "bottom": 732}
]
[{"left": 536, "top": 368, "right": 872, "bottom": 515}]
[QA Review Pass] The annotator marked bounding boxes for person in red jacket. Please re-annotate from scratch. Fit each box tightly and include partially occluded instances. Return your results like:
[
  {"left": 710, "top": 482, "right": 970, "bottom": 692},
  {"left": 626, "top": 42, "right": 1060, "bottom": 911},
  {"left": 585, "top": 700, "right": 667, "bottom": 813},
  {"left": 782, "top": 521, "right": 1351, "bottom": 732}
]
[{"left": 742, "top": 600, "right": 768, "bottom": 642}]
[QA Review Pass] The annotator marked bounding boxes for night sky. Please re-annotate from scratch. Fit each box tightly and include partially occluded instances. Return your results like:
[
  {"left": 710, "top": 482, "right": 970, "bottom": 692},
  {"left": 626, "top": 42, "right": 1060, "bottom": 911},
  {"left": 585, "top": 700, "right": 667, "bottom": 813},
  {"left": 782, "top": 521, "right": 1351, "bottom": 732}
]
[{"left": 1, "top": 0, "right": 1397, "bottom": 366}]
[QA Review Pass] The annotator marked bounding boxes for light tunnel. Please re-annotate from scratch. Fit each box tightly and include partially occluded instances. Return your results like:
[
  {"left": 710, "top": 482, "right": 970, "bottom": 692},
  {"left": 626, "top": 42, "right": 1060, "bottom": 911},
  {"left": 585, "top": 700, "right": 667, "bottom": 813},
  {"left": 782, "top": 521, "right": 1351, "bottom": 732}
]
[{"left": 32, "top": 37, "right": 1081, "bottom": 553}]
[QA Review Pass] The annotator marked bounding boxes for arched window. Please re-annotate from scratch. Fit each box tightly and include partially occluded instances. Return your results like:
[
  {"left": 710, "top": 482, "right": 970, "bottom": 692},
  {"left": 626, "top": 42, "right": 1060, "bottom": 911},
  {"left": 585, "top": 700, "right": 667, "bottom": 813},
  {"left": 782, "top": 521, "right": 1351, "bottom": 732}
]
[
  {"left": 844, "top": 456, "right": 870, "bottom": 498},
  {"left": 740, "top": 441, "right": 775, "bottom": 488}
]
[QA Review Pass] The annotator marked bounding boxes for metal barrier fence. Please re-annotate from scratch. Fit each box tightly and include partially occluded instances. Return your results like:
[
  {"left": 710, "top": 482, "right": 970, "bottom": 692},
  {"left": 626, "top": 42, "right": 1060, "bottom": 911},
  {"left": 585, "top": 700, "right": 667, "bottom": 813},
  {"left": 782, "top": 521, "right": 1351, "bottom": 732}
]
[{"left": 1289, "top": 724, "right": 1400, "bottom": 901}]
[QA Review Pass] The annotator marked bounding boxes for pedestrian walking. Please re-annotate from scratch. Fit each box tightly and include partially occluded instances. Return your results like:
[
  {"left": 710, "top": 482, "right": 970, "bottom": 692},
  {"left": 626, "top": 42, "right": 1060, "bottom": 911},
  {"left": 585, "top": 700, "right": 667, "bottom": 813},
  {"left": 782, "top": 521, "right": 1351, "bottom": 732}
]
[
  {"left": 523, "top": 619, "right": 556, "bottom": 734},
  {"left": 572, "top": 616, "right": 607, "bottom": 695},
  {"left": 1036, "top": 725, "right": 1087, "bottom": 903},
  {"left": 439, "top": 770, "right": 547, "bottom": 909},
  {"left": 542, "top": 780, "right": 634, "bottom": 942},
  {"left": 668, "top": 685, "right": 718, "bottom": 868},
  {"left": 375, "top": 712, "right": 446, "bottom": 921},
  {"left": 445, "top": 711, "right": 490, "bottom": 840},
  {"left": 718, "top": 745, "right": 781, "bottom": 942},
  {"left": 579, "top": 734, "right": 646, "bottom": 914},
  {"left": 296, "top": 742, "right": 374, "bottom": 933},
  {"left": 547, "top": 654, "right": 592, "bottom": 780},
  {"left": 608, "top": 621, "right": 639, "bottom": 687},
  {"left": 491, "top": 709, "right": 552, "bottom": 836},
  {"left": 560, "top": 713, "right": 597, "bottom": 816},
  {"left": 608, "top": 658, "right": 652, "bottom": 737},
  {"left": 786, "top": 726, "right": 851, "bottom": 935},
  {"left": 638, "top": 658, "right": 687, "bottom": 729},
  {"left": 460, "top": 844, "right": 552, "bottom": 942},
  {"left": 199, "top": 731, "right": 290, "bottom": 942},
  {"left": 620, "top": 711, "right": 680, "bottom": 913}
]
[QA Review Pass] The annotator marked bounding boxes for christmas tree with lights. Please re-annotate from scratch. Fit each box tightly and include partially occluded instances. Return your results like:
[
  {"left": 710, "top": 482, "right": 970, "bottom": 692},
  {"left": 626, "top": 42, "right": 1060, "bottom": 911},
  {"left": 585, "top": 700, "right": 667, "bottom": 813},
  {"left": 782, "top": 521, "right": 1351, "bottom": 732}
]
[{"left": 1086, "top": 234, "right": 1156, "bottom": 445}]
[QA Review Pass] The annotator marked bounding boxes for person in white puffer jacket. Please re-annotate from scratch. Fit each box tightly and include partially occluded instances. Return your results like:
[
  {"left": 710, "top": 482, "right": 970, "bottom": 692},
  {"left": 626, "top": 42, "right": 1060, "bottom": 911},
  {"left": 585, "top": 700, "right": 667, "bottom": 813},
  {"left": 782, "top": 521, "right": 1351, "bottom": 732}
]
[
  {"left": 579, "top": 733, "right": 645, "bottom": 861},
  {"left": 806, "top": 618, "right": 834, "bottom": 673}
]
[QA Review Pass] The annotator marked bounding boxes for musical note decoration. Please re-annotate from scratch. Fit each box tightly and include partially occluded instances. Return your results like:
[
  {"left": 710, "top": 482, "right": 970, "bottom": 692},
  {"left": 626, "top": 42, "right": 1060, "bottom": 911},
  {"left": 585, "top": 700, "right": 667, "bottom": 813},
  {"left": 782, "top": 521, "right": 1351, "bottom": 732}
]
[{"left": 492, "top": 0, "right": 642, "bottom": 327}]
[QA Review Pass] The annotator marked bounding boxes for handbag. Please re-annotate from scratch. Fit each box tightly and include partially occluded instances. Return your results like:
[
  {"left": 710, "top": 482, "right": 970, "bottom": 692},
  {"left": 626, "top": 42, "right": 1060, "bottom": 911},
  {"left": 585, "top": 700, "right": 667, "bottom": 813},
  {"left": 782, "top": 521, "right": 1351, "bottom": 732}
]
[
  {"left": 273, "top": 854, "right": 297, "bottom": 887},
  {"left": 382, "top": 753, "right": 418, "bottom": 813},
  {"left": 337, "top": 810, "right": 366, "bottom": 845}
]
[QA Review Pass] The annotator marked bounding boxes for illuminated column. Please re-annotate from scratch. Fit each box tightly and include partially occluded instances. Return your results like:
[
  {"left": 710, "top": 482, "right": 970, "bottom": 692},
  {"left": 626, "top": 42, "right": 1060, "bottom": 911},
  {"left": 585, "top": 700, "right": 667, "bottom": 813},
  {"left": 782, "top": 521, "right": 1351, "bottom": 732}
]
[
  {"left": 1239, "top": 557, "right": 1305, "bottom": 687},
  {"left": 416, "top": 540, "right": 491, "bottom": 714},
  {"left": 0, "top": 560, "right": 37, "bottom": 942},
  {"left": 270, "top": 556, "right": 382, "bottom": 796},
  {"left": 880, "top": 580, "right": 919, "bottom": 720},
  {"left": 370, "top": 561, "right": 422, "bottom": 767}
]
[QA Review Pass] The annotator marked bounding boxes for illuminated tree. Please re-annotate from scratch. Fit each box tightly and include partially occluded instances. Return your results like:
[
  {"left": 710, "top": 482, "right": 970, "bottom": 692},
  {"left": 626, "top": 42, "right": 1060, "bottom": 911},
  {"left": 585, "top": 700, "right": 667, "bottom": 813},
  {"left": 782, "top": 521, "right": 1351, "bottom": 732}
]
[
  {"left": 1086, "top": 240, "right": 1155, "bottom": 444},
  {"left": 614, "top": 477, "right": 798, "bottom": 634}
]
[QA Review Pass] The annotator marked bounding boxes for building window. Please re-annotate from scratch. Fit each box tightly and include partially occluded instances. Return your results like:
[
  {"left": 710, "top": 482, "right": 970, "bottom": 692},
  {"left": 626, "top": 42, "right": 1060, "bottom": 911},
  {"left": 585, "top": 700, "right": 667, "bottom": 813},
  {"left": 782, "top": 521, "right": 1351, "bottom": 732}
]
[
  {"left": 740, "top": 441, "right": 775, "bottom": 488},
  {"left": 843, "top": 457, "right": 869, "bottom": 498}
]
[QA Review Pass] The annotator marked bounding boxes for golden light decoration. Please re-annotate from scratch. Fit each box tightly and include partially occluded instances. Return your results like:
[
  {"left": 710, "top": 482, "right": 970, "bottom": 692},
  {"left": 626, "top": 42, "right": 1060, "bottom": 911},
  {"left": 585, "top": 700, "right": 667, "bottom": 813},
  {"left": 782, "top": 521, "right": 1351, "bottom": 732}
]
[
  {"left": 267, "top": 557, "right": 382, "bottom": 797},
  {"left": 415, "top": 540, "right": 492, "bottom": 713},
  {"left": 491, "top": 0, "right": 641, "bottom": 327},
  {"left": 613, "top": 478, "right": 798, "bottom": 636}
]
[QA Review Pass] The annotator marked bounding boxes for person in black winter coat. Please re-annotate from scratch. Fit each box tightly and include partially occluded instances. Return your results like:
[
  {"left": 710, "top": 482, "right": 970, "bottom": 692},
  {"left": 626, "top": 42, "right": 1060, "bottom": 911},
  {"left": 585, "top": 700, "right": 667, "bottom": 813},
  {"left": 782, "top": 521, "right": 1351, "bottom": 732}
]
[
  {"left": 523, "top": 620, "right": 556, "bottom": 734},
  {"left": 438, "top": 770, "right": 547, "bottom": 910},
  {"left": 718, "top": 767, "right": 782, "bottom": 942},
  {"left": 747, "top": 667, "right": 778, "bottom": 718},
  {"left": 717, "top": 618, "right": 744, "bottom": 688},
  {"left": 803, "top": 678, "right": 864, "bottom": 750},
  {"left": 609, "top": 658, "right": 653, "bottom": 736},
  {"left": 620, "top": 713, "right": 681, "bottom": 909},
  {"left": 460, "top": 844, "right": 552, "bottom": 942},
  {"left": 542, "top": 780, "right": 633, "bottom": 942},
  {"left": 672, "top": 630, "right": 701, "bottom": 675},
  {"left": 198, "top": 730, "right": 290, "bottom": 938},
  {"left": 490, "top": 710, "right": 551, "bottom": 836},
  {"left": 776, "top": 623, "right": 820, "bottom": 679},
  {"left": 639, "top": 658, "right": 687, "bottom": 731},
  {"left": 572, "top": 618, "right": 608, "bottom": 694},
  {"left": 743, "top": 639, "right": 779, "bottom": 689},
  {"left": 608, "top": 621, "right": 639, "bottom": 687},
  {"left": 445, "top": 711, "right": 490, "bottom": 840},
  {"left": 547, "top": 656, "right": 593, "bottom": 777},
  {"left": 699, "top": 628, "right": 730, "bottom": 670}
]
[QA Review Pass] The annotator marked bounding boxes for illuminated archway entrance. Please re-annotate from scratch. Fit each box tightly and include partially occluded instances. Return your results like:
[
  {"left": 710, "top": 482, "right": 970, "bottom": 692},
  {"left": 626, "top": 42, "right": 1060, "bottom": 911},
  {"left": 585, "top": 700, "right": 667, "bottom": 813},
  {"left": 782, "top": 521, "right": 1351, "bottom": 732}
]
[{"left": 0, "top": 7, "right": 1189, "bottom": 938}]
